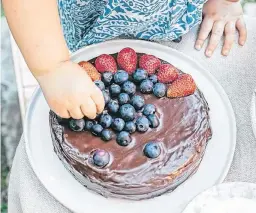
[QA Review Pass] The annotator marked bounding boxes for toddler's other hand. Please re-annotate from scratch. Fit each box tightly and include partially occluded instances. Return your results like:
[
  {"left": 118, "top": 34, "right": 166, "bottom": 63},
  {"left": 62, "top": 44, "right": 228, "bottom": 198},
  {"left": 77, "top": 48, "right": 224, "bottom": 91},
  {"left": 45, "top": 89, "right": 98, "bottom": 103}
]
[
  {"left": 195, "top": 0, "right": 247, "bottom": 57},
  {"left": 37, "top": 61, "right": 104, "bottom": 119}
]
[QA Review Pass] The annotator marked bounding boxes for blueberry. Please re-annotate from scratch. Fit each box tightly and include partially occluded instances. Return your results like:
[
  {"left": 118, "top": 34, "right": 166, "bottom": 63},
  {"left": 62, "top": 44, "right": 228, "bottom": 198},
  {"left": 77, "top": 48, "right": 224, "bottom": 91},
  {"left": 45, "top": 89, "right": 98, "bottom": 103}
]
[
  {"left": 69, "top": 119, "right": 85, "bottom": 132},
  {"left": 131, "top": 95, "right": 145, "bottom": 110},
  {"left": 109, "top": 84, "right": 121, "bottom": 97},
  {"left": 92, "top": 150, "right": 110, "bottom": 167},
  {"left": 132, "top": 69, "right": 148, "bottom": 83},
  {"left": 100, "top": 114, "right": 113, "bottom": 128},
  {"left": 143, "top": 104, "right": 156, "bottom": 116},
  {"left": 119, "top": 104, "right": 136, "bottom": 121},
  {"left": 102, "top": 90, "right": 111, "bottom": 104},
  {"left": 107, "top": 100, "right": 119, "bottom": 114},
  {"left": 91, "top": 124, "right": 103, "bottom": 136},
  {"left": 149, "top": 75, "right": 158, "bottom": 84},
  {"left": 143, "top": 142, "right": 161, "bottom": 158},
  {"left": 140, "top": 79, "right": 153, "bottom": 94},
  {"left": 124, "top": 121, "right": 136, "bottom": 133},
  {"left": 147, "top": 114, "right": 160, "bottom": 128},
  {"left": 136, "top": 116, "right": 150, "bottom": 132},
  {"left": 94, "top": 80, "right": 105, "bottom": 90},
  {"left": 122, "top": 81, "right": 136, "bottom": 95},
  {"left": 102, "top": 72, "right": 113, "bottom": 86},
  {"left": 85, "top": 120, "right": 95, "bottom": 131},
  {"left": 101, "top": 129, "right": 114, "bottom": 141},
  {"left": 153, "top": 83, "right": 166, "bottom": 98},
  {"left": 116, "top": 131, "right": 132, "bottom": 146},
  {"left": 118, "top": 93, "right": 130, "bottom": 105},
  {"left": 111, "top": 118, "right": 125, "bottom": 132},
  {"left": 114, "top": 70, "right": 129, "bottom": 85}
]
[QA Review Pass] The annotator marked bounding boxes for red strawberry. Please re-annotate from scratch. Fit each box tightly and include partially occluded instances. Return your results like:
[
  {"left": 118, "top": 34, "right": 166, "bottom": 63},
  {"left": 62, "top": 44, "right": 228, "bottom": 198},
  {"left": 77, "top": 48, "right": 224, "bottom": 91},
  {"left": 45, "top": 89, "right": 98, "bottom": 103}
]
[
  {"left": 117, "top": 47, "right": 137, "bottom": 74},
  {"left": 139, "top": 54, "right": 161, "bottom": 75},
  {"left": 157, "top": 64, "right": 179, "bottom": 83},
  {"left": 167, "top": 74, "right": 197, "bottom": 98},
  {"left": 78, "top": 61, "right": 101, "bottom": 81},
  {"left": 95, "top": 54, "right": 117, "bottom": 73}
]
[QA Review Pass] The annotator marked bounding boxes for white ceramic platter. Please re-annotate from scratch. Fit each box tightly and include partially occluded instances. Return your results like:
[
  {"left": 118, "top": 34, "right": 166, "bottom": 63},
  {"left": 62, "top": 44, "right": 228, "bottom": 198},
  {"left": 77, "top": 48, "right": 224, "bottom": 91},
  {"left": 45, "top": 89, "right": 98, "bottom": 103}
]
[
  {"left": 25, "top": 40, "right": 237, "bottom": 213},
  {"left": 182, "top": 182, "right": 256, "bottom": 213}
]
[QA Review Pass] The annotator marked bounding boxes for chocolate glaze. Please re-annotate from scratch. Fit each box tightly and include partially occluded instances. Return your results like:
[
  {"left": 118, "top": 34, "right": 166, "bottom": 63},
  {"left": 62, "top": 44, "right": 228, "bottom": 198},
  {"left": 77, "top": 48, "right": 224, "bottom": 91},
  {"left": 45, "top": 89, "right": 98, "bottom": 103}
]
[{"left": 50, "top": 89, "right": 212, "bottom": 200}]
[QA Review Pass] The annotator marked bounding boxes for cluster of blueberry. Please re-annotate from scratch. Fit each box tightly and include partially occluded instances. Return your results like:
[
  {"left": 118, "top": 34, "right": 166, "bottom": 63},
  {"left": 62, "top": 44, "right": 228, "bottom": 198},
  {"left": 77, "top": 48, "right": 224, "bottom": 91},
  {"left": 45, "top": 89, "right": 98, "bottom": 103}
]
[
  {"left": 68, "top": 69, "right": 163, "bottom": 147},
  {"left": 100, "top": 69, "right": 166, "bottom": 100},
  {"left": 66, "top": 68, "right": 166, "bottom": 167}
]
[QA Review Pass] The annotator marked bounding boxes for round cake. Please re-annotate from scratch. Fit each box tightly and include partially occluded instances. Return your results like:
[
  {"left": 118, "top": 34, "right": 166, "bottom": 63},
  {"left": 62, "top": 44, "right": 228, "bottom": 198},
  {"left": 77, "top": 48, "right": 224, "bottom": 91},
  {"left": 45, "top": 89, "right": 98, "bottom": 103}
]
[{"left": 50, "top": 48, "right": 212, "bottom": 200}]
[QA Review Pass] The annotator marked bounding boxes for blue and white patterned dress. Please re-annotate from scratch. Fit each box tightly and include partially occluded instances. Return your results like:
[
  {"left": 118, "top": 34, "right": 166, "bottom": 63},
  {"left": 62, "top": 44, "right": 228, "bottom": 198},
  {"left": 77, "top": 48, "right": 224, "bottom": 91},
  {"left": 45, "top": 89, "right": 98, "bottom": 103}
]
[{"left": 58, "top": 0, "right": 206, "bottom": 52}]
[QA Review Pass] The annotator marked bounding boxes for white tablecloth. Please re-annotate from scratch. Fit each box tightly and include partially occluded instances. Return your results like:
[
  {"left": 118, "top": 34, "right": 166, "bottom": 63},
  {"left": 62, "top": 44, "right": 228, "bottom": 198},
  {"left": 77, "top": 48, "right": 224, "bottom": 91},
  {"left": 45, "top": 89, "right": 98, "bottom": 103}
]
[{"left": 8, "top": 17, "right": 256, "bottom": 213}]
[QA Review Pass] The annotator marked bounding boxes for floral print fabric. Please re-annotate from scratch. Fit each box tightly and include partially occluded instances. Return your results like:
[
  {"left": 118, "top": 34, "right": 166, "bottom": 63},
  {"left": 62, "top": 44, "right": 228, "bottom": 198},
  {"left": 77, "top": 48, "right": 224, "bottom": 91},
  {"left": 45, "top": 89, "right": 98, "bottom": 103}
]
[{"left": 58, "top": 0, "right": 206, "bottom": 52}]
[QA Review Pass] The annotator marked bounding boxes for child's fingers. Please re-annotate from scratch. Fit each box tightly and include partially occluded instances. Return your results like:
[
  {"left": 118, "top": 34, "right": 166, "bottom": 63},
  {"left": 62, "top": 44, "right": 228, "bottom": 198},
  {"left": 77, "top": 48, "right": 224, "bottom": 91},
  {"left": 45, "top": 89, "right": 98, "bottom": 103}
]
[
  {"left": 69, "top": 107, "right": 84, "bottom": 119},
  {"left": 91, "top": 87, "right": 105, "bottom": 113},
  {"left": 56, "top": 108, "right": 70, "bottom": 119},
  {"left": 48, "top": 100, "right": 70, "bottom": 118},
  {"left": 195, "top": 16, "right": 214, "bottom": 50},
  {"left": 236, "top": 17, "right": 247, "bottom": 46},
  {"left": 81, "top": 98, "right": 97, "bottom": 119},
  {"left": 205, "top": 21, "right": 225, "bottom": 57},
  {"left": 222, "top": 21, "right": 236, "bottom": 56}
]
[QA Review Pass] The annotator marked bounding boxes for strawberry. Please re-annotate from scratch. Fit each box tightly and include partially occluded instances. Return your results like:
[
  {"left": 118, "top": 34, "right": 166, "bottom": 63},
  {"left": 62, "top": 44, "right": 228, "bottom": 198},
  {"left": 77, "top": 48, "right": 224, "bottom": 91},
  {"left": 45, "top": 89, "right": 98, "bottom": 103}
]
[
  {"left": 139, "top": 54, "right": 161, "bottom": 75},
  {"left": 167, "top": 74, "right": 197, "bottom": 98},
  {"left": 157, "top": 64, "right": 179, "bottom": 83},
  {"left": 95, "top": 54, "right": 117, "bottom": 73},
  {"left": 117, "top": 47, "right": 137, "bottom": 74},
  {"left": 78, "top": 61, "right": 101, "bottom": 81}
]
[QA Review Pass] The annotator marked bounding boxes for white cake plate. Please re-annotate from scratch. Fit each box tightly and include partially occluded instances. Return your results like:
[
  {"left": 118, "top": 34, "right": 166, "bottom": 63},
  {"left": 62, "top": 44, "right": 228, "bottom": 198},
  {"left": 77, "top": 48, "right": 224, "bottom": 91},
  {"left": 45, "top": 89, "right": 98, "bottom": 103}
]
[
  {"left": 182, "top": 182, "right": 256, "bottom": 213},
  {"left": 25, "top": 40, "right": 237, "bottom": 213}
]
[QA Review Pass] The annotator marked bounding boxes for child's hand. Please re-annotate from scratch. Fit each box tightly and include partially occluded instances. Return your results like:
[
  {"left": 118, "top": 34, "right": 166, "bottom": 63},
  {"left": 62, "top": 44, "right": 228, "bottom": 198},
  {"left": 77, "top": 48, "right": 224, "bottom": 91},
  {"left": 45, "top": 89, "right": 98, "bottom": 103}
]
[
  {"left": 195, "top": 0, "right": 247, "bottom": 57},
  {"left": 37, "top": 61, "right": 105, "bottom": 119}
]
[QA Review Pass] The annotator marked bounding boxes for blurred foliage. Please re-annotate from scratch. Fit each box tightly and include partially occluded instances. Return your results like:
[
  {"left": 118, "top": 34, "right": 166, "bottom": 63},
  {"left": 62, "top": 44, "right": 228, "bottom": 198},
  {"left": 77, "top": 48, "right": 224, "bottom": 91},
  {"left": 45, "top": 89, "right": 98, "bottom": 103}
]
[
  {"left": 243, "top": 0, "right": 256, "bottom": 3},
  {"left": 1, "top": 204, "right": 7, "bottom": 213},
  {"left": 1, "top": 4, "right": 4, "bottom": 17},
  {"left": 242, "top": 0, "right": 256, "bottom": 6},
  {"left": 1, "top": 144, "right": 9, "bottom": 213}
]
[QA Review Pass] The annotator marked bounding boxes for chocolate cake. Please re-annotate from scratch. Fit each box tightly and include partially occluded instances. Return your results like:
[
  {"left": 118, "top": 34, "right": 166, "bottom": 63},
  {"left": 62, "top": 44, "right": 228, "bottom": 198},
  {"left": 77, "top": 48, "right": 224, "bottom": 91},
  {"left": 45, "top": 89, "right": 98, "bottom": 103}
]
[{"left": 50, "top": 48, "right": 212, "bottom": 200}]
